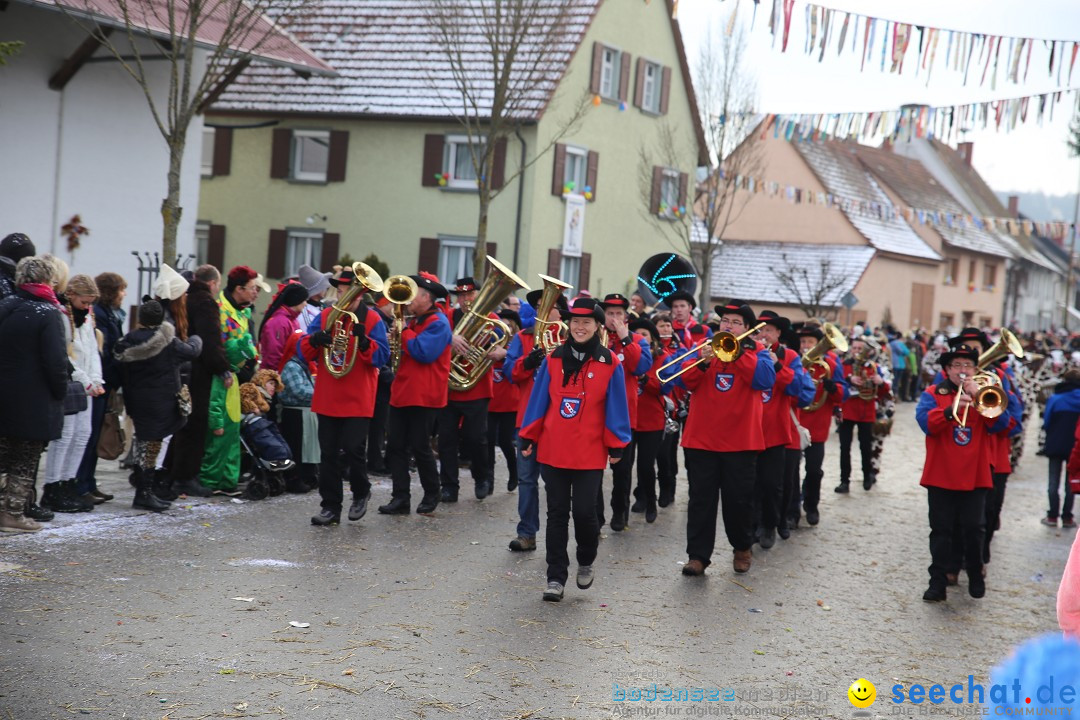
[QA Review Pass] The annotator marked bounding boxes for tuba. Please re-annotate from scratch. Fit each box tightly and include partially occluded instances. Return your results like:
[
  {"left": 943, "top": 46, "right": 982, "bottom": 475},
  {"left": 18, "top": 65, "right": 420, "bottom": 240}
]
[
  {"left": 448, "top": 256, "right": 531, "bottom": 392},
  {"left": 852, "top": 343, "right": 878, "bottom": 401},
  {"left": 383, "top": 274, "right": 418, "bottom": 373},
  {"left": 801, "top": 322, "right": 848, "bottom": 412},
  {"left": 323, "top": 262, "right": 384, "bottom": 378},
  {"left": 533, "top": 274, "right": 571, "bottom": 354}
]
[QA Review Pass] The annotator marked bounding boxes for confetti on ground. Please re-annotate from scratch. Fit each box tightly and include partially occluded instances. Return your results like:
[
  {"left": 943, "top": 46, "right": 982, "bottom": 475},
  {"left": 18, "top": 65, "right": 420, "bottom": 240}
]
[{"left": 289, "top": 621, "right": 311, "bottom": 628}]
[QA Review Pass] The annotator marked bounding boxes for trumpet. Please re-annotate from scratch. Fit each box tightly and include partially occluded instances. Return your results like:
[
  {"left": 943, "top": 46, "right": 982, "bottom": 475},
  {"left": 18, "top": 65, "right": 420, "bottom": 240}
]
[
  {"left": 323, "top": 263, "right": 385, "bottom": 378},
  {"left": 655, "top": 322, "right": 766, "bottom": 382},
  {"left": 383, "top": 274, "right": 418, "bottom": 373},
  {"left": 533, "top": 274, "right": 571, "bottom": 354},
  {"left": 950, "top": 329, "right": 1023, "bottom": 426}
]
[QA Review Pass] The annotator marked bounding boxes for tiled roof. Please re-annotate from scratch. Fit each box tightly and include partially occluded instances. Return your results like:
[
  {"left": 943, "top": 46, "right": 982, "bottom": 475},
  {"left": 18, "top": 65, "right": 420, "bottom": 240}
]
[
  {"left": 794, "top": 140, "right": 942, "bottom": 262},
  {"left": 211, "top": 0, "right": 601, "bottom": 118},
  {"left": 927, "top": 138, "right": 1011, "bottom": 218},
  {"left": 854, "top": 145, "right": 1010, "bottom": 259},
  {"left": 19, "top": 0, "right": 334, "bottom": 75},
  {"left": 709, "top": 242, "right": 876, "bottom": 306}
]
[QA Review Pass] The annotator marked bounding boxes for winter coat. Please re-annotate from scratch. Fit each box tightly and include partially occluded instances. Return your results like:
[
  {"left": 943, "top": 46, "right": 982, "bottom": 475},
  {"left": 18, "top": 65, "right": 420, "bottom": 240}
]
[
  {"left": 278, "top": 354, "right": 314, "bottom": 408},
  {"left": 185, "top": 279, "right": 229, "bottom": 407},
  {"left": 0, "top": 289, "right": 69, "bottom": 441},
  {"left": 0, "top": 259, "right": 16, "bottom": 300},
  {"left": 63, "top": 305, "right": 103, "bottom": 394},
  {"left": 115, "top": 323, "right": 202, "bottom": 440},
  {"left": 1044, "top": 386, "right": 1080, "bottom": 459},
  {"left": 240, "top": 414, "right": 292, "bottom": 461},
  {"left": 390, "top": 310, "right": 452, "bottom": 409},
  {"left": 299, "top": 305, "right": 389, "bottom": 418},
  {"left": 916, "top": 381, "right": 1008, "bottom": 491},
  {"left": 259, "top": 305, "right": 300, "bottom": 373},
  {"left": 93, "top": 303, "right": 126, "bottom": 390}
]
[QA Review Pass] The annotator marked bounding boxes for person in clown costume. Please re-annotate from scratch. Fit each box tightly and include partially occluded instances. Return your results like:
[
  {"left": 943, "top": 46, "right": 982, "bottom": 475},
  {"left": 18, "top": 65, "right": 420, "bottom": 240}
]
[{"left": 199, "top": 335, "right": 256, "bottom": 494}]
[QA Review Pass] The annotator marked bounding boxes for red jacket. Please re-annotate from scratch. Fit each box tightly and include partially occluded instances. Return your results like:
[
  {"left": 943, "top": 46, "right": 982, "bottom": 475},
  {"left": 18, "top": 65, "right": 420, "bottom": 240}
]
[
  {"left": 841, "top": 360, "right": 890, "bottom": 423},
  {"left": 506, "top": 329, "right": 539, "bottom": 428},
  {"left": 299, "top": 307, "right": 389, "bottom": 418},
  {"left": 607, "top": 331, "right": 651, "bottom": 429},
  {"left": 916, "top": 382, "right": 1008, "bottom": 491},
  {"left": 635, "top": 348, "right": 672, "bottom": 432},
  {"left": 447, "top": 307, "right": 495, "bottom": 402},
  {"left": 489, "top": 361, "right": 519, "bottom": 413},
  {"left": 390, "top": 311, "right": 452, "bottom": 409},
  {"left": 799, "top": 354, "right": 843, "bottom": 443},
  {"left": 760, "top": 344, "right": 796, "bottom": 449}
]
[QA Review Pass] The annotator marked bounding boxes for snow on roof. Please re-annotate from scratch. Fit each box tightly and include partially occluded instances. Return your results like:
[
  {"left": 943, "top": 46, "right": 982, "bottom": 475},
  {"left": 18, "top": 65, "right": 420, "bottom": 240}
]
[
  {"left": 794, "top": 140, "right": 942, "bottom": 262},
  {"left": 709, "top": 242, "right": 876, "bottom": 307},
  {"left": 211, "top": 0, "right": 601, "bottom": 118}
]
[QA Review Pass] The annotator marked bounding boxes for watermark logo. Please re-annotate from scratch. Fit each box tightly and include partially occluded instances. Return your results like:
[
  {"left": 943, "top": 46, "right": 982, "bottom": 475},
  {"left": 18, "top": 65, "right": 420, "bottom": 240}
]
[{"left": 848, "top": 678, "right": 877, "bottom": 709}]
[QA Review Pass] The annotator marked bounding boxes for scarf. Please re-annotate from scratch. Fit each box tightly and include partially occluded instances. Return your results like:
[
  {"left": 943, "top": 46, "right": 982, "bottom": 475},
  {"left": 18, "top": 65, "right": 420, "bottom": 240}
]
[
  {"left": 21, "top": 283, "right": 60, "bottom": 305},
  {"left": 72, "top": 306, "right": 89, "bottom": 328},
  {"left": 561, "top": 333, "right": 601, "bottom": 387}
]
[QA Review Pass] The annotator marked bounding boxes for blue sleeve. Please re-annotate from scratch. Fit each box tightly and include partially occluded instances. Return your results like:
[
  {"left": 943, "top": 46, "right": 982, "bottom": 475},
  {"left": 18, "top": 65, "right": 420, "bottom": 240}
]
[
  {"left": 988, "top": 411, "right": 1010, "bottom": 435},
  {"left": 915, "top": 390, "right": 936, "bottom": 435},
  {"left": 407, "top": 313, "right": 452, "bottom": 364},
  {"left": 504, "top": 333, "right": 523, "bottom": 381},
  {"left": 632, "top": 335, "right": 652, "bottom": 377},
  {"left": 305, "top": 313, "right": 323, "bottom": 335},
  {"left": 605, "top": 363, "right": 633, "bottom": 445},
  {"left": 1043, "top": 395, "right": 1059, "bottom": 429},
  {"left": 520, "top": 358, "right": 552, "bottom": 434},
  {"left": 1006, "top": 388, "right": 1023, "bottom": 437},
  {"left": 750, "top": 350, "right": 777, "bottom": 391},
  {"left": 832, "top": 360, "right": 849, "bottom": 400},
  {"left": 785, "top": 356, "right": 816, "bottom": 406},
  {"left": 367, "top": 314, "right": 390, "bottom": 369},
  {"left": 671, "top": 349, "right": 702, "bottom": 392}
]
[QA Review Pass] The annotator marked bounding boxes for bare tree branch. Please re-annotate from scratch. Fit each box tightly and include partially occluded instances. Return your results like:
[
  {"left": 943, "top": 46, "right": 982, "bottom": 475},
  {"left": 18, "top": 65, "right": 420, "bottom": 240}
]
[{"left": 771, "top": 254, "right": 848, "bottom": 320}]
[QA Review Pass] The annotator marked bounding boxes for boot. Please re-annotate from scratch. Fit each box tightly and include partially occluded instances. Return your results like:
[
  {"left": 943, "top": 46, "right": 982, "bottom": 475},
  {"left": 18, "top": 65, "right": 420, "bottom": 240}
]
[
  {"left": 24, "top": 484, "right": 54, "bottom": 522},
  {"left": 132, "top": 468, "right": 171, "bottom": 512},
  {"left": 0, "top": 475, "right": 42, "bottom": 534},
  {"left": 152, "top": 469, "right": 178, "bottom": 501},
  {"left": 68, "top": 480, "right": 95, "bottom": 512},
  {"left": 41, "top": 480, "right": 84, "bottom": 513}
]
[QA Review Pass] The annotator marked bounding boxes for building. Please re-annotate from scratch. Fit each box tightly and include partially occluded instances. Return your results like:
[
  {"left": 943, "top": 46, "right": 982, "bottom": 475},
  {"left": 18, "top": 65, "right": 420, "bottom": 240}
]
[{"left": 199, "top": 0, "right": 705, "bottom": 298}]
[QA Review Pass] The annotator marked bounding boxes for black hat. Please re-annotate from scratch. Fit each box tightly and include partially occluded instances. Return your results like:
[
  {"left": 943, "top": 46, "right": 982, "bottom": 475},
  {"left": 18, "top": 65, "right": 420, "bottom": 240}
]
[
  {"left": 666, "top": 290, "right": 696, "bottom": 309},
  {"left": 948, "top": 327, "right": 992, "bottom": 352},
  {"left": 329, "top": 267, "right": 361, "bottom": 288},
  {"left": 138, "top": 298, "right": 164, "bottom": 328},
  {"left": 498, "top": 308, "right": 522, "bottom": 328},
  {"left": 599, "top": 293, "right": 630, "bottom": 310},
  {"left": 525, "top": 288, "right": 569, "bottom": 313},
  {"left": 278, "top": 283, "right": 310, "bottom": 307},
  {"left": 0, "top": 233, "right": 35, "bottom": 262},
  {"left": 796, "top": 323, "right": 824, "bottom": 341},
  {"left": 560, "top": 297, "right": 605, "bottom": 324},
  {"left": 410, "top": 274, "right": 448, "bottom": 300},
  {"left": 939, "top": 345, "right": 980, "bottom": 368},
  {"left": 714, "top": 299, "right": 756, "bottom": 328},
  {"left": 757, "top": 310, "right": 790, "bottom": 332},
  {"left": 449, "top": 277, "right": 478, "bottom": 294},
  {"left": 629, "top": 317, "right": 659, "bottom": 340}
]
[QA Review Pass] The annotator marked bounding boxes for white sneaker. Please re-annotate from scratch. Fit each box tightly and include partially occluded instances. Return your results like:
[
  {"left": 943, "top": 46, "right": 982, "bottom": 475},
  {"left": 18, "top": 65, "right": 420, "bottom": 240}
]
[
  {"left": 542, "top": 581, "right": 564, "bottom": 602},
  {"left": 576, "top": 565, "right": 594, "bottom": 589}
]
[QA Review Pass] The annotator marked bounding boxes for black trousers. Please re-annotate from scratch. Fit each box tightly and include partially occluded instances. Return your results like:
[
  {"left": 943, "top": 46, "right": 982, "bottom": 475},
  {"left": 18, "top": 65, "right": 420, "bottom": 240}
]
[
  {"left": 657, "top": 427, "right": 680, "bottom": 498},
  {"left": 782, "top": 447, "right": 802, "bottom": 525},
  {"left": 541, "top": 464, "right": 603, "bottom": 585},
  {"left": 279, "top": 407, "right": 318, "bottom": 486},
  {"left": 927, "top": 486, "right": 988, "bottom": 589},
  {"left": 684, "top": 448, "right": 757, "bottom": 566},
  {"left": 438, "top": 398, "right": 490, "bottom": 491},
  {"left": 838, "top": 419, "right": 874, "bottom": 483},
  {"left": 169, "top": 369, "right": 213, "bottom": 484},
  {"left": 388, "top": 405, "right": 439, "bottom": 501},
  {"left": 487, "top": 411, "right": 518, "bottom": 485},
  {"left": 983, "top": 472, "right": 1009, "bottom": 562},
  {"left": 755, "top": 445, "right": 786, "bottom": 532},
  {"left": 367, "top": 382, "right": 391, "bottom": 469},
  {"left": 802, "top": 441, "right": 826, "bottom": 513},
  {"left": 607, "top": 437, "right": 636, "bottom": 521},
  {"left": 632, "top": 429, "right": 664, "bottom": 504},
  {"left": 317, "top": 415, "right": 370, "bottom": 513}
]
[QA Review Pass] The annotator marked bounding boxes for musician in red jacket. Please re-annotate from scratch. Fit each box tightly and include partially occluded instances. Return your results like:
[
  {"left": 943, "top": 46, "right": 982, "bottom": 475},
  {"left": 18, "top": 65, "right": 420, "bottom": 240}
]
[
  {"left": 837, "top": 336, "right": 890, "bottom": 493},
  {"left": 915, "top": 344, "right": 1009, "bottom": 602},
  {"left": 377, "top": 275, "right": 452, "bottom": 516},
  {"left": 299, "top": 267, "right": 390, "bottom": 526},
  {"left": 672, "top": 300, "right": 776, "bottom": 576},
  {"left": 653, "top": 312, "right": 684, "bottom": 508},
  {"left": 520, "top": 298, "right": 631, "bottom": 602},
  {"left": 598, "top": 293, "right": 652, "bottom": 532},
  {"left": 795, "top": 324, "right": 846, "bottom": 526},
  {"left": 627, "top": 318, "right": 671, "bottom": 524},
  {"left": 488, "top": 308, "right": 521, "bottom": 493}
]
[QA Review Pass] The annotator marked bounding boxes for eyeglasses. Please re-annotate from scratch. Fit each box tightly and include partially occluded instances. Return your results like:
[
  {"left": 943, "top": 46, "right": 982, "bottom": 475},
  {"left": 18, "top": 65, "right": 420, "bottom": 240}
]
[{"left": 951, "top": 363, "right": 976, "bottom": 370}]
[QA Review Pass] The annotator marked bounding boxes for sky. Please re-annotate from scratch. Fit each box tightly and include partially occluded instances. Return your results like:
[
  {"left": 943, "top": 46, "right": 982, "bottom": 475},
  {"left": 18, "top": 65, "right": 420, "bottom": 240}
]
[{"left": 678, "top": 0, "right": 1080, "bottom": 205}]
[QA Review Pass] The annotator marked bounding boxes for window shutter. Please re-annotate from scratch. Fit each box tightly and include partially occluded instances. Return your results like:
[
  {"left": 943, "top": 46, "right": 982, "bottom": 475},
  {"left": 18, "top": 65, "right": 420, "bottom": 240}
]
[
  {"left": 618, "top": 52, "right": 631, "bottom": 102},
  {"left": 320, "top": 232, "right": 340, "bottom": 270},
  {"left": 212, "top": 127, "right": 232, "bottom": 176},
  {"left": 207, "top": 224, "right": 226, "bottom": 271},
  {"left": 633, "top": 58, "right": 645, "bottom": 109},
  {"left": 422, "top": 135, "right": 445, "bottom": 187},
  {"left": 270, "top": 129, "right": 291, "bottom": 179},
  {"left": 590, "top": 42, "right": 603, "bottom": 94},
  {"left": 678, "top": 172, "right": 688, "bottom": 211},
  {"left": 578, "top": 253, "right": 592, "bottom": 293},
  {"left": 551, "top": 143, "right": 567, "bottom": 197},
  {"left": 547, "top": 248, "right": 561, "bottom": 277},
  {"left": 327, "top": 130, "right": 349, "bottom": 182},
  {"left": 267, "top": 229, "right": 287, "bottom": 279},
  {"left": 649, "top": 166, "right": 663, "bottom": 215},
  {"left": 418, "top": 237, "right": 439, "bottom": 275},
  {"left": 491, "top": 137, "right": 507, "bottom": 190},
  {"left": 586, "top": 151, "right": 599, "bottom": 202},
  {"left": 659, "top": 66, "right": 672, "bottom": 115}
]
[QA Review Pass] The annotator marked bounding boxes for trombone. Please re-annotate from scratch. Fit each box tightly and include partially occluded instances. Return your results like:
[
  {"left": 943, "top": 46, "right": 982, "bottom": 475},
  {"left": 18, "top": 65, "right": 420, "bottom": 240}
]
[
  {"left": 950, "top": 328, "right": 1024, "bottom": 426},
  {"left": 655, "top": 322, "right": 766, "bottom": 382}
]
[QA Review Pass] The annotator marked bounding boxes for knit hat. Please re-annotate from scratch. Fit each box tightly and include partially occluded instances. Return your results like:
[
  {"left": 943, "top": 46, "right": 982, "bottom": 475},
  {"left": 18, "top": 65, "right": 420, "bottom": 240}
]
[
  {"left": 278, "top": 283, "right": 309, "bottom": 308},
  {"left": 152, "top": 264, "right": 189, "bottom": 301},
  {"left": 138, "top": 298, "right": 164, "bottom": 328},
  {"left": 66, "top": 274, "right": 99, "bottom": 298},
  {"left": 0, "top": 233, "right": 35, "bottom": 262},
  {"left": 297, "top": 264, "right": 332, "bottom": 297}
]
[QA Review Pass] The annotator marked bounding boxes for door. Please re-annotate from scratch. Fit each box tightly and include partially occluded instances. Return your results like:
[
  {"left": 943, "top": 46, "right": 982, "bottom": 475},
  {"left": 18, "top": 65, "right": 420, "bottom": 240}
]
[{"left": 909, "top": 283, "right": 935, "bottom": 331}]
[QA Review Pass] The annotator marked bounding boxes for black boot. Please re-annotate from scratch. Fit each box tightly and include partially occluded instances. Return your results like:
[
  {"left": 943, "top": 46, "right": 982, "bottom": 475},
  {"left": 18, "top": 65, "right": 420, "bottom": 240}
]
[
  {"left": 41, "top": 481, "right": 84, "bottom": 513},
  {"left": 153, "top": 469, "right": 178, "bottom": 501},
  {"left": 132, "top": 469, "right": 170, "bottom": 512},
  {"left": 24, "top": 485, "right": 54, "bottom": 522}
]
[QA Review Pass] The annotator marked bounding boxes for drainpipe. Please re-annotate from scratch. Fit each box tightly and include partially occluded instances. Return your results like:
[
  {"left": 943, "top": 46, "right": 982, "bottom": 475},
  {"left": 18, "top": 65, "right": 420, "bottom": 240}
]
[
  {"left": 512, "top": 124, "right": 527, "bottom": 274},
  {"left": 50, "top": 89, "right": 65, "bottom": 256}
]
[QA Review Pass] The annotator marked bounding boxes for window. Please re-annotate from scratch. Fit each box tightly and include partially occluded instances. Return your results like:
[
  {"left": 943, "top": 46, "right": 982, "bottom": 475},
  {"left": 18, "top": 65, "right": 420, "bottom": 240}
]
[
  {"left": 559, "top": 254, "right": 581, "bottom": 295},
  {"left": 195, "top": 222, "right": 210, "bottom": 265},
  {"left": 967, "top": 260, "right": 976, "bottom": 285},
  {"left": 961, "top": 311, "right": 974, "bottom": 327},
  {"left": 201, "top": 128, "right": 215, "bottom": 177},
  {"left": 286, "top": 230, "right": 323, "bottom": 278},
  {"left": 564, "top": 147, "right": 587, "bottom": 195},
  {"left": 443, "top": 135, "right": 485, "bottom": 190},
  {"left": 600, "top": 46, "right": 621, "bottom": 99},
  {"left": 944, "top": 257, "right": 958, "bottom": 285},
  {"left": 983, "top": 263, "right": 997, "bottom": 290},
  {"left": 659, "top": 169, "right": 680, "bottom": 218},
  {"left": 939, "top": 313, "right": 955, "bottom": 329},
  {"left": 438, "top": 236, "right": 475, "bottom": 283},
  {"left": 292, "top": 129, "right": 330, "bottom": 182},
  {"left": 641, "top": 61, "right": 660, "bottom": 113}
]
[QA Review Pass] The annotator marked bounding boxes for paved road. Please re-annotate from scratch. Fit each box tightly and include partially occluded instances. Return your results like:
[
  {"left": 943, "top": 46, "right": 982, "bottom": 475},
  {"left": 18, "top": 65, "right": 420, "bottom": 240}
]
[{"left": 0, "top": 409, "right": 1072, "bottom": 719}]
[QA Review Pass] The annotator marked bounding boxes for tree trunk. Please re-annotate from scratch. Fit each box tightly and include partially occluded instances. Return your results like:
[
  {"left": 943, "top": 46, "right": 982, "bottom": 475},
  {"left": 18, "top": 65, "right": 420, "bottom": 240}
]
[
  {"left": 160, "top": 138, "right": 185, "bottom": 264},
  {"left": 698, "top": 247, "right": 714, "bottom": 314},
  {"left": 474, "top": 189, "right": 490, "bottom": 280}
]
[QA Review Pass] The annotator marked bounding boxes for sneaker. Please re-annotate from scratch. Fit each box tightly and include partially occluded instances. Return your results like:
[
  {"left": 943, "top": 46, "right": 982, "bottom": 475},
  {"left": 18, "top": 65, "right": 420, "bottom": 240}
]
[
  {"left": 1041, "top": 516, "right": 1059, "bottom": 527},
  {"left": 1064, "top": 517, "right": 1077, "bottom": 529},
  {"left": 310, "top": 509, "right": 340, "bottom": 526},
  {"left": 576, "top": 565, "right": 594, "bottom": 590},
  {"left": 834, "top": 482, "right": 850, "bottom": 494},
  {"left": 174, "top": 478, "right": 213, "bottom": 498},
  {"left": 211, "top": 488, "right": 243, "bottom": 497},
  {"left": 347, "top": 492, "right": 370, "bottom": 521},
  {"left": 542, "top": 581, "right": 564, "bottom": 602},
  {"left": 508, "top": 536, "right": 536, "bottom": 552}
]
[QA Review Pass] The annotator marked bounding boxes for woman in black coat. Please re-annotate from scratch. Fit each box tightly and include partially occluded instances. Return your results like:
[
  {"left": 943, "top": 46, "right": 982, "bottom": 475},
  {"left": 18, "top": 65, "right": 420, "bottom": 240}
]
[
  {"left": 115, "top": 300, "right": 202, "bottom": 512},
  {"left": 0, "top": 257, "right": 69, "bottom": 533}
]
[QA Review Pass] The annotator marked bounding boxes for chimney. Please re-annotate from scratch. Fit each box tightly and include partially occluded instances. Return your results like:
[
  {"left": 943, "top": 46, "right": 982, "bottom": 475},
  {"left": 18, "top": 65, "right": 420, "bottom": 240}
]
[
  {"left": 957, "top": 141, "right": 974, "bottom": 166},
  {"left": 1008, "top": 195, "right": 1020, "bottom": 218}
]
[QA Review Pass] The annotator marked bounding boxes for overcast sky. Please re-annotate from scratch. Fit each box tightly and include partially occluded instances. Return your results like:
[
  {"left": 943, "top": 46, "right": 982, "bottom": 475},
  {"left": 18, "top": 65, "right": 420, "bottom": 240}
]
[{"left": 679, "top": 0, "right": 1080, "bottom": 203}]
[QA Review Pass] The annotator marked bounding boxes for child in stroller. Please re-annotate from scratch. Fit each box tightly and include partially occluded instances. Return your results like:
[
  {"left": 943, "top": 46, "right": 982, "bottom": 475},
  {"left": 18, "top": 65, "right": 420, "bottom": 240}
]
[{"left": 238, "top": 370, "right": 295, "bottom": 499}]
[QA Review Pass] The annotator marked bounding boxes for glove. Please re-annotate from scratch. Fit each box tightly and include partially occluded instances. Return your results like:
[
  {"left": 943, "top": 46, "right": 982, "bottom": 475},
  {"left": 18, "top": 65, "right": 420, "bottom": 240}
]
[
  {"left": 523, "top": 346, "right": 545, "bottom": 371},
  {"left": 822, "top": 378, "right": 837, "bottom": 394},
  {"left": 309, "top": 330, "right": 333, "bottom": 348},
  {"left": 351, "top": 323, "right": 371, "bottom": 352},
  {"left": 351, "top": 322, "right": 367, "bottom": 339},
  {"left": 741, "top": 337, "right": 757, "bottom": 351}
]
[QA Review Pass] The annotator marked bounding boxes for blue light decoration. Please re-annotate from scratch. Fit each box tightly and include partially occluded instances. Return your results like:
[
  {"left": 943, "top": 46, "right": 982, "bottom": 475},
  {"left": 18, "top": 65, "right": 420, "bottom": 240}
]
[{"left": 636, "top": 253, "right": 697, "bottom": 308}]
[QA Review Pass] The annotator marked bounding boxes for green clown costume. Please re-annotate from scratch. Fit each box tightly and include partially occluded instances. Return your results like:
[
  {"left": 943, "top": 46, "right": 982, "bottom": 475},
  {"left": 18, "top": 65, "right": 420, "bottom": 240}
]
[{"left": 200, "top": 331, "right": 257, "bottom": 492}]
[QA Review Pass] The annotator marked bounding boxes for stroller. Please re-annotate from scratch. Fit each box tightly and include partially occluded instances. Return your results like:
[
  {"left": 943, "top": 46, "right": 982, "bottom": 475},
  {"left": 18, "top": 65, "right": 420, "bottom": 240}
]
[{"left": 239, "top": 414, "right": 295, "bottom": 500}]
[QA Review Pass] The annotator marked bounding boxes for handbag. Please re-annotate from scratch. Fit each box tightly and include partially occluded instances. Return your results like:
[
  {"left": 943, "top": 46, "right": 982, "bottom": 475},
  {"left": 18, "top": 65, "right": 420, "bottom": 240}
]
[
  {"left": 176, "top": 384, "right": 192, "bottom": 417},
  {"left": 97, "top": 391, "right": 126, "bottom": 460},
  {"left": 63, "top": 380, "right": 88, "bottom": 416},
  {"left": 789, "top": 407, "right": 811, "bottom": 451}
]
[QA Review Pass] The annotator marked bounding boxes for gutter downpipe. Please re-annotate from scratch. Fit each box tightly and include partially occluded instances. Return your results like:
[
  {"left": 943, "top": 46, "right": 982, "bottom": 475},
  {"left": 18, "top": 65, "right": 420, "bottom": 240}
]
[{"left": 512, "top": 124, "right": 527, "bottom": 274}]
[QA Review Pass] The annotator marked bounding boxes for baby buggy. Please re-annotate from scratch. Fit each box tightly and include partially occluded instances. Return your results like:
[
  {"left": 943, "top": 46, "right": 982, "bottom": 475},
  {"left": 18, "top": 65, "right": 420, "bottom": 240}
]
[{"left": 239, "top": 414, "right": 295, "bottom": 500}]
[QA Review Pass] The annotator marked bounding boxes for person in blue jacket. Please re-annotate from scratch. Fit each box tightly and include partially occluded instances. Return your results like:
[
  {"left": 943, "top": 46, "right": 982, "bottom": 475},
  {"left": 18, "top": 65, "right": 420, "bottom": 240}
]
[{"left": 1043, "top": 368, "right": 1080, "bottom": 527}]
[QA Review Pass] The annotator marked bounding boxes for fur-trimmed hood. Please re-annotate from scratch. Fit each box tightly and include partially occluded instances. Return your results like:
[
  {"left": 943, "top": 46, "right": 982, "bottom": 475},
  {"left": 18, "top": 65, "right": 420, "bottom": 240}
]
[{"left": 114, "top": 323, "right": 175, "bottom": 363}]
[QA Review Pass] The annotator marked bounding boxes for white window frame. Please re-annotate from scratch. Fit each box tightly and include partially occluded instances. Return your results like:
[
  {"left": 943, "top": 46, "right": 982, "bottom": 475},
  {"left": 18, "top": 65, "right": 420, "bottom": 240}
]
[
  {"left": 641, "top": 61, "right": 661, "bottom": 113},
  {"left": 438, "top": 236, "right": 476, "bottom": 283},
  {"left": 201, "top": 127, "right": 215, "bottom": 177},
  {"left": 443, "top": 134, "right": 485, "bottom": 190},
  {"left": 194, "top": 221, "right": 211, "bottom": 266},
  {"left": 291, "top": 129, "right": 331, "bottom": 183},
  {"left": 659, "top": 168, "right": 680, "bottom": 219},
  {"left": 286, "top": 229, "right": 323, "bottom": 278},
  {"left": 559, "top": 254, "right": 580, "bottom": 296},
  {"left": 599, "top": 46, "right": 621, "bottom": 100},
  {"left": 563, "top": 146, "right": 588, "bottom": 196}
]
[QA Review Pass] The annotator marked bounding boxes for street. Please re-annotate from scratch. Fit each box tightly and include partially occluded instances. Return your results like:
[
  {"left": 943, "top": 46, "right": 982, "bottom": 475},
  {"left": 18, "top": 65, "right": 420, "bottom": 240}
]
[{"left": 0, "top": 410, "right": 1072, "bottom": 719}]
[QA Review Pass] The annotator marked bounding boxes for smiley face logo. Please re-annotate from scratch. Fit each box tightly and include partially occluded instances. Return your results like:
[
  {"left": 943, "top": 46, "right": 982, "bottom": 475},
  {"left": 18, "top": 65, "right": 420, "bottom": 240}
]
[{"left": 847, "top": 678, "right": 876, "bottom": 708}]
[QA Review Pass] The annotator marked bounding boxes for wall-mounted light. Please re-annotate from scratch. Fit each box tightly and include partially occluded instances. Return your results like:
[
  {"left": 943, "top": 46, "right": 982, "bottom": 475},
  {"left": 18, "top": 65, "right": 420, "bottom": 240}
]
[{"left": 305, "top": 213, "right": 328, "bottom": 225}]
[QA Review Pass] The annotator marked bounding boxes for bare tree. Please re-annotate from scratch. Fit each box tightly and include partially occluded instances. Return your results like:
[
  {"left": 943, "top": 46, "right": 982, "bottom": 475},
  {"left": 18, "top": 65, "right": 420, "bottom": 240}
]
[
  {"left": 638, "top": 17, "right": 762, "bottom": 309},
  {"left": 771, "top": 254, "right": 848, "bottom": 320},
  {"left": 58, "top": 0, "right": 318, "bottom": 261},
  {"left": 427, "top": 0, "right": 590, "bottom": 279}
]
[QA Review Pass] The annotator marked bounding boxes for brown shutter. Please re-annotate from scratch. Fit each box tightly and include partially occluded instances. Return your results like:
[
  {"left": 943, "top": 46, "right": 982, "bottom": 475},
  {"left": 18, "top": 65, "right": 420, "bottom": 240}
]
[
  {"left": 590, "top": 42, "right": 603, "bottom": 94},
  {"left": 659, "top": 66, "right": 672, "bottom": 115},
  {"left": 320, "top": 232, "right": 340, "bottom": 270},
  {"left": 678, "top": 172, "right": 688, "bottom": 211},
  {"left": 551, "top": 143, "right": 567, "bottom": 196},
  {"left": 618, "top": 52, "right": 631, "bottom": 102},
  {"left": 649, "top": 166, "right": 663, "bottom": 214},
  {"left": 270, "top": 128, "right": 291, "bottom": 179},
  {"left": 267, "top": 229, "right": 287, "bottom": 278},
  {"left": 633, "top": 57, "right": 646, "bottom": 109},
  {"left": 422, "top": 134, "right": 445, "bottom": 187},
  {"left": 491, "top": 137, "right": 507, "bottom": 190},
  {"left": 212, "top": 127, "right": 232, "bottom": 176},
  {"left": 326, "top": 130, "right": 349, "bottom": 182},
  {"left": 207, "top": 224, "right": 226, "bottom": 271},
  {"left": 485, "top": 242, "right": 497, "bottom": 259},
  {"left": 586, "top": 151, "right": 599, "bottom": 202},
  {"left": 418, "top": 237, "right": 439, "bottom": 274},
  {"left": 578, "top": 252, "right": 592, "bottom": 292},
  {"left": 547, "top": 248, "right": 561, "bottom": 277}
]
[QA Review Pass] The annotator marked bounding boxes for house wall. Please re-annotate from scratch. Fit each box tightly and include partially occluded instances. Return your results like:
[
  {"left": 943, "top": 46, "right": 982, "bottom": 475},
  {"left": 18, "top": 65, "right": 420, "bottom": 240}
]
[
  {"left": 851, "top": 255, "right": 940, "bottom": 331},
  {"left": 0, "top": 4, "right": 204, "bottom": 298}
]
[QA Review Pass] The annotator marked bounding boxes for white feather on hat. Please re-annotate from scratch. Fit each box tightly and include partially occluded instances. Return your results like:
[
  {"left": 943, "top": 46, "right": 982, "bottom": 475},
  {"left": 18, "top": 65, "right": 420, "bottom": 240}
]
[{"left": 152, "top": 263, "right": 189, "bottom": 301}]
